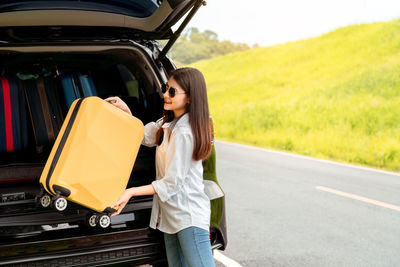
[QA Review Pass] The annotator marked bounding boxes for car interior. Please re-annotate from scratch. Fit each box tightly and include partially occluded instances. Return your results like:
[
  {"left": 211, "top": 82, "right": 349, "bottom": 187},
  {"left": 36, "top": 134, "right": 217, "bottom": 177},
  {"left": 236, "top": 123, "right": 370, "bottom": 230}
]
[{"left": 0, "top": 48, "right": 165, "bottom": 236}]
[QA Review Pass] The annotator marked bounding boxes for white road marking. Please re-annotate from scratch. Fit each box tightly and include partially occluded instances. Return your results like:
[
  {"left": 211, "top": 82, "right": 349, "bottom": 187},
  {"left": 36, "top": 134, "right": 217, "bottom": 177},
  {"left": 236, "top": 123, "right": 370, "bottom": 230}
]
[
  {"left": 316, "top": 186, "right": 400, "bottom": 212},
  {"left": 214, "top": 250, "right": 243, "bottom": 267},
  {"left": 216, "top": 140, "right": 400, "bottom": 177}
]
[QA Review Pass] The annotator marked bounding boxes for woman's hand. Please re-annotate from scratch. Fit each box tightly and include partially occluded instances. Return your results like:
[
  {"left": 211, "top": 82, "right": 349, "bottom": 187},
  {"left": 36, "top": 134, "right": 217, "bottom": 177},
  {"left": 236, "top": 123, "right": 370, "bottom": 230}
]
[
  {"left": 104, "top": 96, "right": 132, "bottom": 116},
  {"left": 110, "top": 185, "right": 155, "bottom": 216},
  {"left": 111, "top": 189, "right": 134, "bottom": 216}
]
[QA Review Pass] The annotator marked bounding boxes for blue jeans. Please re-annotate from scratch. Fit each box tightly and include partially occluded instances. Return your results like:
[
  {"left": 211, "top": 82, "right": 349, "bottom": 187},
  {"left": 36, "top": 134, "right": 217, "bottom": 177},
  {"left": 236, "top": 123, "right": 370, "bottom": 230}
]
[{"left": 164, "top": 226, "right": 215, "bottom": 267}]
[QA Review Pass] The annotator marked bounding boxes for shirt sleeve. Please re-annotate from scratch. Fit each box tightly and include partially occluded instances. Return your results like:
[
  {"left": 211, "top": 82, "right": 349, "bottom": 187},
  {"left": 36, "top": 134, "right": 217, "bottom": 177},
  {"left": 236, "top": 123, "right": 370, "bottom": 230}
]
[
  {"left": 141, "top": 118, "right": 163, "bottom": 147},
  {"left": 152, "top": 128, "right": 193, "bottom": 202}
]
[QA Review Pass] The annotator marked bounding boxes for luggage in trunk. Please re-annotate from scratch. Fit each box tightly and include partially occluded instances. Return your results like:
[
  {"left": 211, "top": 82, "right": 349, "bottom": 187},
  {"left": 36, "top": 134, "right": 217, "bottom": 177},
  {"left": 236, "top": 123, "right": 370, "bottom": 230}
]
[
  {"left": 39, "top": 96, "right": 144, "bottom": 215},
  {"left": 60, "top": 72, "right": 98, "bottom": 110},
  {"left": 24, "top": 75, "right": 64, "bottom": 149},
  {"left": 0, "top": 76, "right": 29, "bottom": 152}
]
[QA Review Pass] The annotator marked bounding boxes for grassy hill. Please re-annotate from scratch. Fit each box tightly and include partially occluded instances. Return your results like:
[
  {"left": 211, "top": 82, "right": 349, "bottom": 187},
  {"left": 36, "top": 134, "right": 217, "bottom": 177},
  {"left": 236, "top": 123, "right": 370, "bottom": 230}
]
[{"left": 191, "top": 19, "right": 400, "bottom": 172}]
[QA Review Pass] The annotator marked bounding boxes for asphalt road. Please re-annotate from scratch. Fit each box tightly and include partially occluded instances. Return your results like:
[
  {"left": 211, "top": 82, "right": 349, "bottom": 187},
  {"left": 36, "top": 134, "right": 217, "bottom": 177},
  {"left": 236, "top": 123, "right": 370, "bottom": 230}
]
[{"left": 214, "top": 140, "right": 400, "bottom": 267}]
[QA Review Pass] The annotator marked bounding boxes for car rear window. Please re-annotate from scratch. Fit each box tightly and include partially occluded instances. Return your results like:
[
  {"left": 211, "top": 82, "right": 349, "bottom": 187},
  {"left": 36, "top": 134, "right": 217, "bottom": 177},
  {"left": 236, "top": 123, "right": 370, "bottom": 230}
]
[{"left": 0, "top": 0, "right": 160, "bottom": 18}]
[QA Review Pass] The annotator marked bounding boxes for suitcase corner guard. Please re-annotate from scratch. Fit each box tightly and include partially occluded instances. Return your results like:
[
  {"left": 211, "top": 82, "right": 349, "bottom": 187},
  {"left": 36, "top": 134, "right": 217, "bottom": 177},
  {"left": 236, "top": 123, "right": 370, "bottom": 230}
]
[
  {"left": 52, "top": 185, "right": 71, "bottom": 197},
  {"left": 103, "top": 207, "right": 117, "bottom": 215}
]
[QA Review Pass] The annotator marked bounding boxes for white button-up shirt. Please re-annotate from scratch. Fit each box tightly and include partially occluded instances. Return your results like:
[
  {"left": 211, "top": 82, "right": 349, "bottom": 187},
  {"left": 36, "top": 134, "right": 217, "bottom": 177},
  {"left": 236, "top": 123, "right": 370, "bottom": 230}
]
[{"left": 141, "top": 113, "right": 210, "bottom": 234}]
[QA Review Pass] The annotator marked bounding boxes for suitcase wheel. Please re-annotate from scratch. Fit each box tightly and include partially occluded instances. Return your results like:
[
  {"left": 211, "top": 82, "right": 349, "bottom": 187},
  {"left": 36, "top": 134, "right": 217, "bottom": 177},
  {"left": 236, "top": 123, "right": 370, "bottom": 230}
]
[
  {"left": 39, "top": 194, "right": 52, "bottom": 208},
  {"left": 96, "top": 214, "right": 111, "bottom": 229},
  {"left": 52, "top": 196, "right": 68, "bottom": 211},
  {"left": 87, "top": 214, "right": 98, "bottom": 228}
]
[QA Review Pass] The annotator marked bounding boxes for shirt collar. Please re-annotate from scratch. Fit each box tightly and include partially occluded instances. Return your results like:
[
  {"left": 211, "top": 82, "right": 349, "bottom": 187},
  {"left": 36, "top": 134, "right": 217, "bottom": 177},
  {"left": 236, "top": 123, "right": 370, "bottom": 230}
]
[{"left": 162, "top": 113, "right": 189, "bottom": 129}]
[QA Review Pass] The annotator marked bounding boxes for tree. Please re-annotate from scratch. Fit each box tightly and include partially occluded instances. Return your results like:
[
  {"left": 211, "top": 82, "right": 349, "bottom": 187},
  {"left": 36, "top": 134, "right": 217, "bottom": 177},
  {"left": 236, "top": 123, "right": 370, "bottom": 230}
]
[{"left": 168, "top": 27, "right": 250, "bottom": 64}]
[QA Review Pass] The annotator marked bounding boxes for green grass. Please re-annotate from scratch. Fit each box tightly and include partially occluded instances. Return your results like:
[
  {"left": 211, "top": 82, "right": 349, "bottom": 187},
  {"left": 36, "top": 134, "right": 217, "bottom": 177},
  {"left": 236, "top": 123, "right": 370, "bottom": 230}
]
[{"left": 190, "top": 19, "right": 400, "bottom": 172}]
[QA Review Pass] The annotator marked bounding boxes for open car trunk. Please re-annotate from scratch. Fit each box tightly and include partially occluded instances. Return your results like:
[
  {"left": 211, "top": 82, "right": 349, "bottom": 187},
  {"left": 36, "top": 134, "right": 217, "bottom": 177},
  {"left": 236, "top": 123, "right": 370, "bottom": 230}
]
[{"left": 0, "top": 44, "right": 165, "bottom": 233}]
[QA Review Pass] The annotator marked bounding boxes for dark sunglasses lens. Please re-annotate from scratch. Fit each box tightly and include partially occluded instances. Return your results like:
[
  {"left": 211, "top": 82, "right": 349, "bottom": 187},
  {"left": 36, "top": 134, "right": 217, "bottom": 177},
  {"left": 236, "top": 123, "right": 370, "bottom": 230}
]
[
  {"left": 161, "top": 84, "right": 167, "bottom": 94},
  {"left": 169, "top": 87, "right": 177, "bottom": 97}
]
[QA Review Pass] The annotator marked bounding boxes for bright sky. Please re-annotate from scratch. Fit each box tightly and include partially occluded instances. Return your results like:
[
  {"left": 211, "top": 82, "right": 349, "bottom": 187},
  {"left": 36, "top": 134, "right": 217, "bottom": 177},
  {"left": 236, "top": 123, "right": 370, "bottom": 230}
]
[{"left": 182, "top": 0, "right": 400, "bottom": 47}]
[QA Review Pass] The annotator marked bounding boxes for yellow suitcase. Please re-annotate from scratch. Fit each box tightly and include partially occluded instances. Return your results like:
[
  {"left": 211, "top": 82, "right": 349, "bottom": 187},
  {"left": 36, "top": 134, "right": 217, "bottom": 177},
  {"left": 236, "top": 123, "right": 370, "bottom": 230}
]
[{"left": 38, "top": 96, "right": 144, "bottom": 227}]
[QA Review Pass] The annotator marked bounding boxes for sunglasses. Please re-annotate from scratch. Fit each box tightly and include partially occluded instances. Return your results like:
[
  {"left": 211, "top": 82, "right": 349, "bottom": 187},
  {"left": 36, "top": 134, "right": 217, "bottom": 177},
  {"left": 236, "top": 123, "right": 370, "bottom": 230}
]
[{"left": 161, "top": 83, "right": 186, "bottom": 98}]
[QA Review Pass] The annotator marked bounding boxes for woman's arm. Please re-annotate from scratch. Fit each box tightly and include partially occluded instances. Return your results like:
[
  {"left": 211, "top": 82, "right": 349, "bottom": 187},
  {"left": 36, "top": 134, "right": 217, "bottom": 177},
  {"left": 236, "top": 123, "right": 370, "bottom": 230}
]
[
  {"left": 111, "top": 184, "right": 156, "bottom": 216},
  {"left": 142, "top": 119, "right": 163, "bottom": 147},
  {"left": 129, "top": 184, "right": 156, "bottom": 196},
  {"left": 151, "top": 129, "right": 193, "bottom": 202},
  {"left": 104, "top": 96, "right": 162, "bottom": 147}
]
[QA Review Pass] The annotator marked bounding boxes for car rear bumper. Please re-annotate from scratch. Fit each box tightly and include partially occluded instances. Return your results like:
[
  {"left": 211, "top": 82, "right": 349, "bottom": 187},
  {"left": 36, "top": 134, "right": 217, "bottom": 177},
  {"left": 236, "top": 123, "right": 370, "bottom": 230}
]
[{"left": 0, "top": 227, "right": 167, "bottom": 266}]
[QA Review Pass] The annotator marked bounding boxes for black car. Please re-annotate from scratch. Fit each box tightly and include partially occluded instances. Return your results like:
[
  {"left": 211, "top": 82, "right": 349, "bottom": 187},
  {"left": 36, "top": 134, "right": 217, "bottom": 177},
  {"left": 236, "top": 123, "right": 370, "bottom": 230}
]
[{"left": 0, "top": 0, "right": 227, "bottom": 266}]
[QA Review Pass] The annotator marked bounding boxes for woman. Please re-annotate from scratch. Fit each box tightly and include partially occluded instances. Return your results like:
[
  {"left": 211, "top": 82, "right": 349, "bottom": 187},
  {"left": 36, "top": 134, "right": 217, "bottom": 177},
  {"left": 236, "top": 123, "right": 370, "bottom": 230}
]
[{"left": 105, "top": 67, "right": 215, "bottom": 267}]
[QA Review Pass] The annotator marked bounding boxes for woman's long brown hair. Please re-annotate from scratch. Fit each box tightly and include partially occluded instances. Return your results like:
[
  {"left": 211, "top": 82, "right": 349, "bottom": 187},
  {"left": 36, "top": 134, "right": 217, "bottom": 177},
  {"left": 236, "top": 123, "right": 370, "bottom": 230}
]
[{"left": 155, "top": 67, "right": 212, "bottom": 161}]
